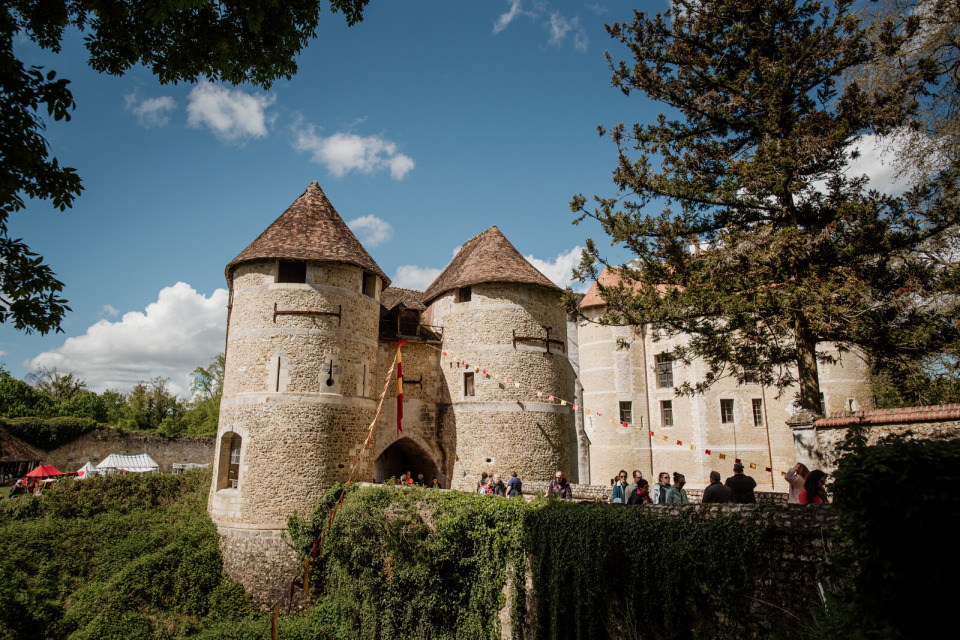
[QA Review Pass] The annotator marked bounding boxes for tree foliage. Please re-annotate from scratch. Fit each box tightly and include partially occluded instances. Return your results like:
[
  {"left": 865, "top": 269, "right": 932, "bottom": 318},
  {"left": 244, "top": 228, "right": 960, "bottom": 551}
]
[
  {"left": 0, "top": 0, "right": 369, "bottom": 334},
  {"left": 572, "top": 0, "right": 960, "bottom": 413}
]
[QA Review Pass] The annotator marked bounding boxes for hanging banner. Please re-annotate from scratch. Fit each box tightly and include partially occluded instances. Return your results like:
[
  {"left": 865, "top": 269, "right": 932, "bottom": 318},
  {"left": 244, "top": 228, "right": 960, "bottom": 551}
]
[{"left": 397, "top": 340, "right": 406, "bottom": 436}]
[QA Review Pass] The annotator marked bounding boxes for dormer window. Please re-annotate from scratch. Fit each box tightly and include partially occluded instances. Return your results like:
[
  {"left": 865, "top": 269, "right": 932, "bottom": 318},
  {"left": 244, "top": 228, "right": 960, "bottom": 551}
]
[
  {"left": 363, "top": 272, "right": 377, "bottom": 298},
  {"left": 458, "top": 286, "right": 472, "bottom": 303},
  {"left": 277, "top": 260, "right": 306, "bottom": 283},
  {"left": 398, "top": 309, "right": 421, "bottom": 337}
]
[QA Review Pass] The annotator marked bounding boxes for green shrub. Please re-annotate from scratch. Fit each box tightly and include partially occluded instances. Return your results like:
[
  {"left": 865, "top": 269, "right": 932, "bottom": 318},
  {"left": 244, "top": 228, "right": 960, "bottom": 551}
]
[
  {"left": 3, "top": 415, "right": 98, "bottom": 450},
  {"left": 818, "top": 434, "right": 960, "bottom": 639}
]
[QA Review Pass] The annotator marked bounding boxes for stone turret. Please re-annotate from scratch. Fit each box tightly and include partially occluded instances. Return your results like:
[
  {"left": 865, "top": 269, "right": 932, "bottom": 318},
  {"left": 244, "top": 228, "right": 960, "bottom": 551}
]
[
  {"left": 208, "top": 182, "right": 388, "bottom": 604},
  {"left": 423, "top": 227, "right": 574, "bottom": 490}
]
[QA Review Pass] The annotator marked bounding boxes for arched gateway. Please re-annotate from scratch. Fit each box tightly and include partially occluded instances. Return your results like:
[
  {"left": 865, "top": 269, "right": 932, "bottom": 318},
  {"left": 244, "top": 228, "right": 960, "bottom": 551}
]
[{"left": 374, "top": 437, "right": 443, "bottom": 485}]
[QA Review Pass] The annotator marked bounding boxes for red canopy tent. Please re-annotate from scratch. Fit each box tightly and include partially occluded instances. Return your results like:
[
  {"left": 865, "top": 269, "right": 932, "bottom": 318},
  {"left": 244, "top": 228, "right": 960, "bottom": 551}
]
[{"left": 24, "top": 464, "right": 65, "bottom": 478}]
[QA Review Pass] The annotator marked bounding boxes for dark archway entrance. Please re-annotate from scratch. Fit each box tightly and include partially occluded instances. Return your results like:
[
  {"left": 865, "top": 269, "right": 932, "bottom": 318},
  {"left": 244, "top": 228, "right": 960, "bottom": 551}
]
[{"left": 374, "top": 437, "right": 442, "bottom": 486}]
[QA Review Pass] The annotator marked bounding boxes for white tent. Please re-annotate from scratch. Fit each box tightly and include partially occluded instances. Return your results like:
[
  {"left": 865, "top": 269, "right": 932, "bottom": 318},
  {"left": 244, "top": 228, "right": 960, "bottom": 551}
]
[
  {"left": 76, "top": 461, "right": 98, "bottom": 479},
  {"left": 96, "top": 453, "right": 160, "bottom": 474}
]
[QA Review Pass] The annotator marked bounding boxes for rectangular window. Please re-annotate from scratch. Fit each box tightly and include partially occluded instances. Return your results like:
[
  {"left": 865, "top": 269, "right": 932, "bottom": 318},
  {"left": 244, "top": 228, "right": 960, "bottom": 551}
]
[
  {"left": 720, "top": 399, "right": 734, "bottom": 424},
  {"left": 362, "top": 273, "right": 377, "bottom": 297},
  {"left": 656, "top": 354, "right": 673, "bottom": 388},
  {"left": 458, "top": 286, "right": 472, "bottom": 302},
  {"left": 752, "top": 398, "right": 764, "bottom": 426},
  {"left": 619, "top": 401, "right": 632, "bottom": 425},
  {"left": 228, "top": 435, "right": 242, "bottom": 489},
  {"left": 743, "top": 371, "right": 759, "bottom": 385},
  {"left": 820, "top": 392, "right": 827, "bottom": 416},
  {"left": 661, "top": 400, "right": 673, "bottom": 427},
  {"left": 277, "top": 260, "right": 307, "bottom": 283},
  {"left": 464, "top": 371, "right": 475, "bottom": 397},
  {"left": 848, "top": 398, "right": 857, "bottom": 412}
]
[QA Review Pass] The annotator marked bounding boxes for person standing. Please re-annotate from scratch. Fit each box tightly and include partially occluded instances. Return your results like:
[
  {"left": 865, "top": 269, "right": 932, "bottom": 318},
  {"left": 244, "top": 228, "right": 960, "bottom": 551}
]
[
  {"left": 627, "top": 479, "right": 652, "bottom": 505},
  {"left": 476, "top": 472, "right": 489, "bottom": 493},
  {"left": 799, "top": 470, "right": 829, "bottom": 504},
  {"left": 652, "top": 472, "right": 671, "bottom": 504},
  {"left": 506, "top": 472, "right": 523, "bottom": 497},
  {"left": 725, "top": 463, "right": 757, "bottom": 503},
  {"left": 785, "top": 463, "right": 810, "bottom": 504},
  {"left": 491, "top": 473, "right": 507, "bottom": 496},
  {"left": 702, "top": 471, "right": 732, "bottom": 504},
  {"left": 611, "top": 470, "right": 629, "bottom": 503},
  {"left": 625, "top": 469, "right": 644, "bottom": 497},
  {"left": 666, "top": 472, "right": 689, "bottom": 504},
  {"left": 546, "top": 470, "right": 572, "bottom": 499}
]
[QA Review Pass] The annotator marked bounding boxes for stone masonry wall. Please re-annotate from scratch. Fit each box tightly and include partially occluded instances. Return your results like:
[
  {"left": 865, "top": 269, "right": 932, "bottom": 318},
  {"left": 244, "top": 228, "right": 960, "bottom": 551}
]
[
  {"left": 43, "top": 431, "right": 213, "bottom": 473},
  {"left": 429, "top": 283, "right": 574, "bottom": 491}
]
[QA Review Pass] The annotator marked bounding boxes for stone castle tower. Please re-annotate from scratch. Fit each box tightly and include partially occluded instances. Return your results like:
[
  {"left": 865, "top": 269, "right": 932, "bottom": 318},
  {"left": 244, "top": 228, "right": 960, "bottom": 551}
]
[
  {"left": 422, "top": 227, "right": 573, "bottom": 491},
  {"left": 208, "top": 182, "right": 390, "bottom": 599}
]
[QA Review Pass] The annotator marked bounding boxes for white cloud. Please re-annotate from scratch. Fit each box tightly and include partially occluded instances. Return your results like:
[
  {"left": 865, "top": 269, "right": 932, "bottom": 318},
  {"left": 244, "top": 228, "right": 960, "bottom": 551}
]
[
  {"left": 347, "top": 215, "right": 393, "bottom": 247},
  {"left": 845, "top": 134, "right": 911, "bottom": 193},
  {"left": 493, "top": 0, "right": 526, "bottom": 34},
  {"left": 294, "top": 127, "right": 415, "bottom": 180},
  {"left": 525, "top": 246, "right": 587, "bottom": 291},
  {"left": 186, "top": 82, "right": 276, "bottom": 143},
  {"left": 392, "top": 265, "right": 443, "bottom": 291},
  {"left": 101, "top": 304, "right": 119, "bottom": 318},
  {"left": 124, "top": 91, "right": 177, "bottom": 128},
  {"left": 28, "top": 283, "right": 228, "bottom": 395},
  {"left": 0, "top": 350, "right": 7, "bottom": 358},
  {"left": 547, "top": 13, "right": 588, "bottom": 52}
]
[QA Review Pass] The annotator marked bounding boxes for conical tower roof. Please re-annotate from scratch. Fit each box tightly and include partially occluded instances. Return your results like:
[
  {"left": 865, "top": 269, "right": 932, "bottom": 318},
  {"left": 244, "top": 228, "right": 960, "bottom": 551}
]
[
  {"left": 422, "top": 226, "right": 560, "bottom": 303},
  {"left": 226, "top": 181, "right": 390, "bottom": 286}
]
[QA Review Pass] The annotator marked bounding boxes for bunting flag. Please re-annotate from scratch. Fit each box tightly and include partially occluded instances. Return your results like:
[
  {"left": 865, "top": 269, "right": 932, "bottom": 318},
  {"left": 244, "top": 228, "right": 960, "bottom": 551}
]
[
  {"left": 548, "top": 395, "right": 554, "bottom": 401},
  {"left": 690, "top": 444, "right": 696, "bottom": 451},
  {"left": 677, "top": 440, "right": 683, "bottom": 446},
  {"left": 750, "top": 462, "right": 756, "bottom": 469},
  {"left": 560, "top": 399, "right": 566, "bottom": 406},
  {"left": 572, "top": 404, "right": 578, "bottom": 410},
  {"left": 765, "top": 467, "right": 772, "bottom": 472},
  {"left": 735, "top": 458, "right": 742, "bottom": 464},
  {"left": 483, "top": 369, "right": 488, "bottom": 375},
  {"left": 622, "top": 422, "right": 628, "bottom": 427},
  {"left": 397, "top": 340, "right": 407, "bottom": 436},
  {"left": 719, "top": 453, "right": 726, "bottom": 460},
  {"left": 705, "top": 449, "right": 711, "bottom": 455},
  {"left": 304, "top": 559, "right": 311, "bottom": 597},
  {"left": 662, "top": 435, "right": 668, "bottom": 441},
  {"left": 585, "top": 409, "right": 590, "bottom": 414},
  {"left": 649, "top": 431, "right": 655, "bottom": 436}
]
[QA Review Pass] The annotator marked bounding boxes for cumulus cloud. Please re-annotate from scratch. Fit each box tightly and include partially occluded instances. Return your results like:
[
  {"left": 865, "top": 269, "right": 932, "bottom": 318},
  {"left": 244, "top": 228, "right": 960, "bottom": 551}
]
[
  {"left": 347, "top": 215, "right": 393, "bottom": 247},
  {"left": 845, "top": 133, "right": 911, "bottom": 193},
  {"left": 525, "top": 246, "right": 587, "bottom": 291},
  {"left": 294, "top": 126, "right": 415, "bottom": 180},
  {"left": 28, "top": 283, "right": 228, "bottom": 394},
  {"left": 186, "top": 82, "right": 276, "bottom": 143},
  {"left": 124, "top": 91, "right": 177, "bottom": 128},
  {"left": 392, "top": 265, "right": 443, "bottom": 291}
]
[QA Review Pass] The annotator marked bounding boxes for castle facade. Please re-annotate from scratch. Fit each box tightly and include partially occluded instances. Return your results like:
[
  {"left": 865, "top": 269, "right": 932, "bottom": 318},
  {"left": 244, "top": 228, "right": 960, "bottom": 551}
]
[{"left": 207, "top": 183, "right": 872, "bottom": 601}]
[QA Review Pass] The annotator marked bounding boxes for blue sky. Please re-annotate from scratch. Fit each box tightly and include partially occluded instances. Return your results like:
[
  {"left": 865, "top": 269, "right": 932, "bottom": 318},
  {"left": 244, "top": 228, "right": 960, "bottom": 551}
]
[{"left": 0, "top": 1, "right": 901, "bottom": 394}]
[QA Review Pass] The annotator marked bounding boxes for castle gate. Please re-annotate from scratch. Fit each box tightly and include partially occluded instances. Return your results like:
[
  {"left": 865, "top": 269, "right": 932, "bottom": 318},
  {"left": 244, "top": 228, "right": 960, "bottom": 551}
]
[{"left": 374, "top": 437, "right": 442, "bottom": 485}]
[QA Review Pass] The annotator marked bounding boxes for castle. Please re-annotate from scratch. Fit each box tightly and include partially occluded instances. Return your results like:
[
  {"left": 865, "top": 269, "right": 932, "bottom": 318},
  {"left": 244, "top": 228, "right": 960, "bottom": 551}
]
[{"left": 207, "top": 182, "right": 873, "bottom": 598}]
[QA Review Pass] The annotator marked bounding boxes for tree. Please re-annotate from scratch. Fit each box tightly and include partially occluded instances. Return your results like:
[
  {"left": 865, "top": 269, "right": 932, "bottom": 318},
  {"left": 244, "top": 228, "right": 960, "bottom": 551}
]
[
  {"left": 853, "top": 0, "right": 960, "bottom": 184},
  {"left": 0, "top": 368, "right": 52, "bottom": 418},
  {"left": 571, "top": 0, "right": 960, "bottom": 414},
  {"left": 25, "top": 366, "right": 86, "bottom": 402},
  {"left": 119, "top": 376, "right": 182, "bottom": 431},
  {"left": 1, "top": 0, "right": 369, "bottom": 334}
]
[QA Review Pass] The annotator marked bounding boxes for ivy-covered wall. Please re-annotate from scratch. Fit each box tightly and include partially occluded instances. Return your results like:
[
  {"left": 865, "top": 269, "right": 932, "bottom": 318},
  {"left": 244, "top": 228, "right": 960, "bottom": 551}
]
[{"left": 289, "top": 487, "right": 837, "bottom": 640}]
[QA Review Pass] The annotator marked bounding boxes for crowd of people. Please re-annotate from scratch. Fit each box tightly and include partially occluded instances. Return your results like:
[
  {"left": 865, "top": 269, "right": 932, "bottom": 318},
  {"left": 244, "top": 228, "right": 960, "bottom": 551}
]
[{"left": 394, "top": 471, "right": 442, "bottom": 488}]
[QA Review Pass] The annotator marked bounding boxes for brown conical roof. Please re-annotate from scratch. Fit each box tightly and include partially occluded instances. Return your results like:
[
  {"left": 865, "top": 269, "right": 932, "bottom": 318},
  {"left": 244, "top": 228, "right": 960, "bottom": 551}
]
[
  {"left": 422, "top": 226, "right": 561, "bottom": 303},
  {"left": 226, "top": 181, "right": 390, "bottom": 286}
]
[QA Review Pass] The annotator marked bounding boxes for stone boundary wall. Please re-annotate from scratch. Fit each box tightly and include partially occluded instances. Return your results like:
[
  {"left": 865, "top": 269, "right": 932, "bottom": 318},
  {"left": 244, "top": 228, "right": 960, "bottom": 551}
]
[
  {"left": 791, "top": 403, "right": 960, "bottom": 473},
  {"left": 521, "top": 480, "right": 788, "bottom": 503},
  {"left": 42, "top": 431, "right": 214, "bottom": 473}
]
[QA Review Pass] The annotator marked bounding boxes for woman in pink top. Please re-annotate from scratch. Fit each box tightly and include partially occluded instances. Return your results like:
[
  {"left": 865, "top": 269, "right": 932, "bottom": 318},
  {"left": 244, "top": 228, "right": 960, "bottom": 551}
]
[
  {"left": 799, "top": 470, "right": 828, "bottom": 504},
  {"left": 785, "top": 463, "right": 810, "bottom": 504}
]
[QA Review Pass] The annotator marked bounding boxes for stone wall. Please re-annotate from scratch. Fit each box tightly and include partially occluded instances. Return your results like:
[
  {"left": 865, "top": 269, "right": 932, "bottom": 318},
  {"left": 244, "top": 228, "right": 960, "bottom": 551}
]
[
  {"left": 43, "top": 431, "right": 213, "bottom": 473},
  {"left": 791, "top": 404, "right": 960, "bottom": 473}
]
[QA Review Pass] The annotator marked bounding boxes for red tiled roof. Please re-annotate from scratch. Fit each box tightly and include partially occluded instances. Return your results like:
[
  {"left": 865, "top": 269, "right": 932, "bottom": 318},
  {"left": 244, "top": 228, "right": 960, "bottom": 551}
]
[
  {"left": 815, "top": 403, "right": 960, "bottom": 428},
  {"left": 422, "top": 226, "right": 561, "bottom": 303},
  {"left": 578, "top": 267, "right": 651, "bottom": 309},
  {"left": 226, "top": 181, "right": 389, "bottom": 286}
]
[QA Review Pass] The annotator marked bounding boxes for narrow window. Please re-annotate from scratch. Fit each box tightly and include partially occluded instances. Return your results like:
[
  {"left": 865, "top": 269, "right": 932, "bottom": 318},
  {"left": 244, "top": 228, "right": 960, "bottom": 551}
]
[
  {"left": 619, "top": 401, "right": 633, "bottom": 425},
  {"left": 458, "top": 286, "right": 472, "bottom": 303},
  {"left": 464, "top": 371, "right": 475, "bottom": 397},
  {"left": 848, "top": 398, "right": 856, "bottom": 412},
  {"left": 819, "top": 392, "right": 827, "bottom": 416},
  {"left": 661, "top": 400, "right": 673, "bottom": 427},
  {"left": 277, "top": 260, "right": 307, "bottom": 283},
  {"left": 228, "top": 435, "right": 241, "bottom": 488},
  {"left": 362, "top": 272, "right": 377, "bottom": 298},
  {"left": 752, "top": 398, "right": 764, "bottom": 426},
  {"left": 656, "top": 354, "right": 673, "bottom": 388},
  {"left": 744, "top": 371, "right": 759, "bottom": 385},
  {"left": 720, "top": 399, "right": 734, "bottom": 424}
]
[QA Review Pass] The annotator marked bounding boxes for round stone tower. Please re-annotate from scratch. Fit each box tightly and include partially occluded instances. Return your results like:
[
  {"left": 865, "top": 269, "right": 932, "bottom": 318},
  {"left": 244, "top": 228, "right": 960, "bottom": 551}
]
[
  {"left": 208, "top": 182, "right": 388, "bottom": 604},
  {"left": 422, "top": 227, "right": 574, "bottom": 491}
]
